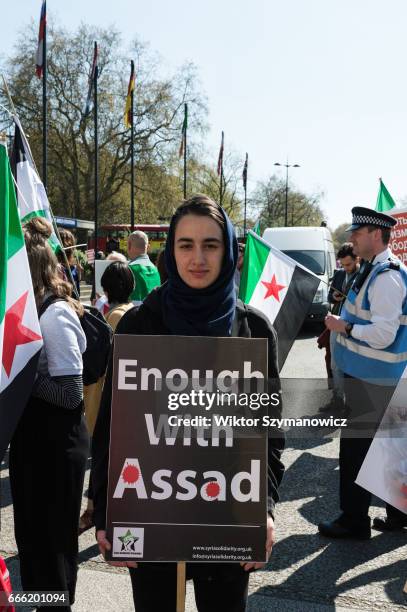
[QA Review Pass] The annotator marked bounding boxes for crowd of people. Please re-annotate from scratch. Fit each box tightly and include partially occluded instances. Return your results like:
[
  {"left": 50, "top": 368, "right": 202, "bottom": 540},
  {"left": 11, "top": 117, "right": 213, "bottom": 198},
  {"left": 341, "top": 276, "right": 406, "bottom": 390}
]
[{"left": 6, "top": 198, "right": 407, "bottom": 611}]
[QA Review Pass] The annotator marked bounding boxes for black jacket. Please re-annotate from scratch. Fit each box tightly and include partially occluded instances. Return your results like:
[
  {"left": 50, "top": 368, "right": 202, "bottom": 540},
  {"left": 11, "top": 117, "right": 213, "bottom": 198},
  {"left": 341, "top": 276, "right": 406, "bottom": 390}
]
[
  {"left": 328, "top": 268, "right": 358, "bottom": 315},
  {"left": 92, "top": 288, "right": 285, "bottom": 531}
]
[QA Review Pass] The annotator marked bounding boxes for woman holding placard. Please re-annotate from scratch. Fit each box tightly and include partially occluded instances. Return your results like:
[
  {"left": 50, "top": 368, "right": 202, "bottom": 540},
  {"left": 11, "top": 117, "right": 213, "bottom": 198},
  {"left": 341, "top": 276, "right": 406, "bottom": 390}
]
[{"left": 92, "top": 195, "right": 285, "bottom": 611}]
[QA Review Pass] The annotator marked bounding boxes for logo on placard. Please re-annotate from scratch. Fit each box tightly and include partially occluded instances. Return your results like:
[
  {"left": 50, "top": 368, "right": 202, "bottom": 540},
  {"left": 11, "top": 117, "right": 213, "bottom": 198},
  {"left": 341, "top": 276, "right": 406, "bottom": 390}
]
[{"left": 113, "top": 527, "right": 144, "bottom": 557}]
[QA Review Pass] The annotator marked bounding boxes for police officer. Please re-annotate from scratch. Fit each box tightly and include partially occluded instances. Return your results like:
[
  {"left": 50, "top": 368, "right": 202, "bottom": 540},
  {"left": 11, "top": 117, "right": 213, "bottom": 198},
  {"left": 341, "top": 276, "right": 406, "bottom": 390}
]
[{"left": 319, "top": 206, "right": 407, "bottom": 538}]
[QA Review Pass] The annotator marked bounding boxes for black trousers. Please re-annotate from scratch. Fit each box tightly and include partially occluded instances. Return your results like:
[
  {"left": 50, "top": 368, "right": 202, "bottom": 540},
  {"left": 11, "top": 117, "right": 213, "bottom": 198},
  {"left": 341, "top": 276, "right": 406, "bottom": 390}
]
[
  {"left": 129, "top": 564, "right": 250, "bottom": 612},
  {"left": 340, "top": 376, "right": 405, "bottom": 523},
  {"left": 9, "top": 397, "right": 89, "bottom": 610}
]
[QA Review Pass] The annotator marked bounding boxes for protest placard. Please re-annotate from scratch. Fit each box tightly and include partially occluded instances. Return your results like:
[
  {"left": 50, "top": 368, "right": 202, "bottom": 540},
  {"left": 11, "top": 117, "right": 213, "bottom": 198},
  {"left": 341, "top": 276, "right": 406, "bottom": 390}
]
[
  {"left": 105, "top": 335, "right": 272, "bottom": 562},
  {"left": 94, "top": 259, "right": 112, "bottom": 294},
  {"left": 356, "top": 376, "right": 407, "bottom": 515}
]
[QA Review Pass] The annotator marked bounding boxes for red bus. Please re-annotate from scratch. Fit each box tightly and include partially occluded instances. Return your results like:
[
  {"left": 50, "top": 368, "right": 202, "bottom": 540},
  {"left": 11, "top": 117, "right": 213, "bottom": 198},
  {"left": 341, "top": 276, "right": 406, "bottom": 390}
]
[{"left": 88, "top": 224, "right": 170, "bottom": 253}]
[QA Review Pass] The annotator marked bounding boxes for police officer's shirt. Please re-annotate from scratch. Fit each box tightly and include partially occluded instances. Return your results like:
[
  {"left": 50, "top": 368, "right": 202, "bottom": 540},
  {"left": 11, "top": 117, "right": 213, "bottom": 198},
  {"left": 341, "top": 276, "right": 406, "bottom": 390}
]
[{"left": 350, "top": 247, "right": 406, "bottom": 350}]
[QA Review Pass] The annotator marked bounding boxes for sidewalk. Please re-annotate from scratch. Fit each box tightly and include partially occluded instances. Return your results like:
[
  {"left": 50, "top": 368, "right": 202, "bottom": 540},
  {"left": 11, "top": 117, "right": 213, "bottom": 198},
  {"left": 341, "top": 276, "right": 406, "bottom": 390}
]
[
  {"left": 1, "top": 331, "right": 406, "bottom": 611},
  {"left": 2, "top": 434, "right": 406, "bottom": 612}
]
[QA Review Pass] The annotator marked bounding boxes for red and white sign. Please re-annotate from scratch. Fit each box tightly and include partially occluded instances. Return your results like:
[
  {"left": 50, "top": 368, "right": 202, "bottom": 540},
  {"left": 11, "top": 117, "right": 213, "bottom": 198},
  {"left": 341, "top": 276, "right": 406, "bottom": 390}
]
[{"left": 390, "top": 207, "right": 407, "bottom": 264}]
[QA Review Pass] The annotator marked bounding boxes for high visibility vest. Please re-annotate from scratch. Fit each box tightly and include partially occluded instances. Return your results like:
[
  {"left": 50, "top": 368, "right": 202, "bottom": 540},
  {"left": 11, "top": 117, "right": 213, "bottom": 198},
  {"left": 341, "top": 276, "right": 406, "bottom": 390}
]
[{"left": 334, "top": 260, "right": 407, "bottom": 385}]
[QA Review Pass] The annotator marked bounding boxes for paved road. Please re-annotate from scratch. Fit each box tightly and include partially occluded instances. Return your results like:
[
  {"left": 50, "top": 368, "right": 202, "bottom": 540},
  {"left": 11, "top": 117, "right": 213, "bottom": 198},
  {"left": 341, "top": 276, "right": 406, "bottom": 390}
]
[{"left": 1, "top": 324, "right": 406, "bottom": 611}]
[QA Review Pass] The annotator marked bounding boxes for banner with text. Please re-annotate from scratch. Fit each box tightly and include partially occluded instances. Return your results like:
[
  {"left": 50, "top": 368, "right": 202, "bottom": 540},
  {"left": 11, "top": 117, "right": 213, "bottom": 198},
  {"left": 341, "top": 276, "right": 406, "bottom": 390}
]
[{"left": 106, "top": 335, "right": 270, "bottom": 562}]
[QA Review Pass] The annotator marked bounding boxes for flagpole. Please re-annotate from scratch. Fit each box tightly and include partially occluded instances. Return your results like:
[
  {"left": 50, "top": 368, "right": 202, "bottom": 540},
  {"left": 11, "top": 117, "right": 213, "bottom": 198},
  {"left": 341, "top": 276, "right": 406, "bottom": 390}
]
[
  {"left": 94, "top": 43, "right": 99, "bottom": 259},
  {"left": 1, "top": 76, "right": 17, "bottom": 115},
  {"left": 42, "top": 5, "right": 47, "bottom": 192},
  {"left": 130, "top": 61, "right": 135, "bottom": 231},
  {"left": 219, "top": 163, "right": 223, "bottom": 206},
  {"left": 217, "top": 131, "right": 224, "bottom": 206},
  {"left": 243, "top": 186, "right": 247, "bottom": 236},
  {"left": 243, "top": 153, "right": 248, "bottom": 236},
  {"left": 183, "top": 103, "right": 187, "bottom": 199}
]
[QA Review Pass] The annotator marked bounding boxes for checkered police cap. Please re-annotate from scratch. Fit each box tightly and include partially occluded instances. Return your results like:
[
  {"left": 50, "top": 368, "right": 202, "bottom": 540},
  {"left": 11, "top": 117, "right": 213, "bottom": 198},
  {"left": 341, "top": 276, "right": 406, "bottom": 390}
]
[{"left": 346, "top": 206, "right": 397, "bottom": 232}]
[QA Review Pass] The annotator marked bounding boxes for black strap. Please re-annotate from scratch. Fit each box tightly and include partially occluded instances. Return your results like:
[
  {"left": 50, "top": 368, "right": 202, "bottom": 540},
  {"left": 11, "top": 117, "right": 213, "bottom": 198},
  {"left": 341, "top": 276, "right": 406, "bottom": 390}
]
[
  {"left": 351, "top": 261, "right": 373, "bottom": 295},
  {"left": 38, "top": 295, "right": 66, "bottom": 319},
  {"left": 389, "top": 261, "right": 401, "bottom": 271}
]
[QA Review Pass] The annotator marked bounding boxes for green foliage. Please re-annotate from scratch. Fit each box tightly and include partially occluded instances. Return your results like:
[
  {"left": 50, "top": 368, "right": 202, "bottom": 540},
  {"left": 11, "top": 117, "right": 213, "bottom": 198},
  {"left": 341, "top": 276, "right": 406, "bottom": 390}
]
[
  {"left": 74, "top": 247, "right": 92, "bottom": 282},
  {"left": 250, "top": 175, "right": 325, "bottom": 229},
  {"left": 0, "top": 20, "right": 207, "bottom": 223},
  {"left": 332, "top": 223, "right": 349, "bottom": 254},
  {"left": 0, "top": 19, "right": 249, "bottom": 229}
]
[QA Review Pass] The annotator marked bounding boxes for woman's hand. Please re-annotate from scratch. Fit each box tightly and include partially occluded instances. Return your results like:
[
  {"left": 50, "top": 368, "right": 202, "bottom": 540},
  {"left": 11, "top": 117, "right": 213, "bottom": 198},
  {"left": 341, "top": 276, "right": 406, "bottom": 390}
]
[
  {"left": 240, "top": 515, "right": 275, "bottom": 571},
  {"left": 96, "top": 529, "right": 138, "bottom": 568}
]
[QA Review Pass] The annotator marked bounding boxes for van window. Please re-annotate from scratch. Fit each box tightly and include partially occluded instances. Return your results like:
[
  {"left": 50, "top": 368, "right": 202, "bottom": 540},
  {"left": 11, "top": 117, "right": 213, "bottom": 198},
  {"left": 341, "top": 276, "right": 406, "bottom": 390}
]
[{"left": 283, "top": 250, "right": 325, "bottom": 275}]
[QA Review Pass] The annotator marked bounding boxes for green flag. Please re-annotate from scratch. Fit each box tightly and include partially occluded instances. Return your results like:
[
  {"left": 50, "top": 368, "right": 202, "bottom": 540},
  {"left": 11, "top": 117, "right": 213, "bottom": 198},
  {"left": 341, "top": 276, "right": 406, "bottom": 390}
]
[
  {"left": 375, "top": 178, "right": 396, "bottom": 212},
  {"left": 0, "top": 140, "right": 43, "bottom": 460},
  {"left": 252, "top": 219, "right": 261, "bottom": 235}
]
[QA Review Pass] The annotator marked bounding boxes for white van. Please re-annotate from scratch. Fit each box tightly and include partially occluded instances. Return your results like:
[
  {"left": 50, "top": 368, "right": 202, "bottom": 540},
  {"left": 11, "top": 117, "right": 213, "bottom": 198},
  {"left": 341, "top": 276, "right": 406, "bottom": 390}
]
[{"left": 262, "top": 226, "right": 336, "bottom": 321}]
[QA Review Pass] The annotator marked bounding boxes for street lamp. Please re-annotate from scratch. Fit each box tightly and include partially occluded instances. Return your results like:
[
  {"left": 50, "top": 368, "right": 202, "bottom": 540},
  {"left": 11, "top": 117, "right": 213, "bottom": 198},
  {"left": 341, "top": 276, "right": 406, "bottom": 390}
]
[{"left": 274, "top": 162, "right": 301, "bottom": 227}]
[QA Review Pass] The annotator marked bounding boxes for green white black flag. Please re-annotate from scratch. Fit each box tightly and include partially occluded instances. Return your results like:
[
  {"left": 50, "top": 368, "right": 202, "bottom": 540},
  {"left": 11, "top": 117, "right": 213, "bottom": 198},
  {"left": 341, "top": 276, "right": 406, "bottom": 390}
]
[
  {"left": 239, "top": 231, "right": 320, "bottom": 368},
  {"left": 0, "top": 140, "right": 42, "bottom": 461}
]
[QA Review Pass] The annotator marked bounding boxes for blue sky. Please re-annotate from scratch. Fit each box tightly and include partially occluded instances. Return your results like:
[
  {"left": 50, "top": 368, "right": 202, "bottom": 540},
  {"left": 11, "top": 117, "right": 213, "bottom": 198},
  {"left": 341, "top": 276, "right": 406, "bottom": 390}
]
[{"left": 2, "top": 0, "right": 407, "bottom": 228}]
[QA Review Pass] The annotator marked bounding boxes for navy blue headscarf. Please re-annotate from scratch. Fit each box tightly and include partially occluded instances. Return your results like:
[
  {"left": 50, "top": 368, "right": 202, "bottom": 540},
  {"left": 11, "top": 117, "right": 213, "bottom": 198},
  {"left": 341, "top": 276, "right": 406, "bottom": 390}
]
[{"left": 161, "top": 202, "right": 238, "bottom": 336}]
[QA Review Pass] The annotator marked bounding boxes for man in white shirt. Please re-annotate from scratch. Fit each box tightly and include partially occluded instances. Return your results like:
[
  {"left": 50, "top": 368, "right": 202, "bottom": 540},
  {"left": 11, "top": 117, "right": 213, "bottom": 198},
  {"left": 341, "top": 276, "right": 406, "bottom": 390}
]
[{"left": 319, "top": 206, "right": 407, "bottom": 538}]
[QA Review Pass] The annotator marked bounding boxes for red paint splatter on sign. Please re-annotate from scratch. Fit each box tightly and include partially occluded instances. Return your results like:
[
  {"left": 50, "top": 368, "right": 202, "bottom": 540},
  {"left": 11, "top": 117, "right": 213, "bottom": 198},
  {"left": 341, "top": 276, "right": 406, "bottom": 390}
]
[
  {"left": 122, "top": 464, "right": 139, "bottom": 484},
  {"left": 205, "top": 482, "right": 220, "bottom": 498}
]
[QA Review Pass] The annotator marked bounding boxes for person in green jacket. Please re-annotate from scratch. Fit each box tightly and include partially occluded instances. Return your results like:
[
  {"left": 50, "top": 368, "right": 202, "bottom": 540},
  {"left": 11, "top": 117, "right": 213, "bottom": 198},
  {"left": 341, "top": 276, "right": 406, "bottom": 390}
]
[{"left": 127, "top": 230, "right": 161, "bottom": 304}]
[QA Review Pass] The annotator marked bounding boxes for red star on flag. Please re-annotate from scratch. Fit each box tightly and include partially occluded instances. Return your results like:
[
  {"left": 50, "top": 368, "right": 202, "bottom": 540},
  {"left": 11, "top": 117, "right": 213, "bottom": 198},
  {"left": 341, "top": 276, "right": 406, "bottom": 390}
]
[
  {"left": 261, "top": 275, "right": 286, "bottom": 302},
  {"left": 2, "top": 291, "right": 42, "bottom": 377}
]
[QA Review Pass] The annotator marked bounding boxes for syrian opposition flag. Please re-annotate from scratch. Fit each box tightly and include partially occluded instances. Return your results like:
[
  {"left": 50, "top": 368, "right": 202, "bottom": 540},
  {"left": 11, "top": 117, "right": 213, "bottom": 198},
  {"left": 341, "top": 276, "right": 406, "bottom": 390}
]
[
  {"left": 0, "top": 141, "right": 43, "bottom": 462},
  {"left": 242, "top": 153, "right": 248, "bottom": 190},
  {"left": 35, "top": 0, "right": 46, "bottom": 78},
  {"left": 217, "top": 131, "right": 224, "bottom": 176},
  {"left": 124, "top": 60, "right": 135, "bottom": 129},
  {"left": 84, "top": 41, "right": 98, "bottom": 117},
  {"left": 239, "top": 231, "right": 320, "bottom": 369},
  {"left": 11, "top": 117, "right": 59, "bottom": 251},
  {"left": 178, "top": 103, "right": 188, "bottom": 158}
]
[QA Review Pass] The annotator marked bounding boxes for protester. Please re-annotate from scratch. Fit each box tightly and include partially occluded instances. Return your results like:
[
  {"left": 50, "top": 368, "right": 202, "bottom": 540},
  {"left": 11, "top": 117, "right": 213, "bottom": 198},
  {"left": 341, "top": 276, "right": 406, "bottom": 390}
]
[
  {"left": 57, "top": 228, "right": 81, "bottom": 296},
  {"left": 105, "top": 234, "right": 120, "bottom": 255},
  {"left": 328, "top": 243, "right": 359, "bottom": 316},
  {"left": 319, "top": 243, "right": 359, "bottom": 412},
  {"left": 107, "top": 250, "right": 127, "bottom": 263},
  {"left": 10, "top": 217, "right": 89, "bottom": 608},
  {"left": 320, "top": 206, "right": 407, "bottom": 538},
  {"left": 102, "top": 261, "right": 135, "bottom": 328},
  {"left": 94, "top": 251, "right": 128, "bottom": 314},
  {"left": 127, "top": 230, "right": 161, "bottom": 304},
  {"left": 92, "top": 194, "right": 285, "bottom": 611},
  {"left": 80, "top": 261, "right": 135, "bottom": 535}
]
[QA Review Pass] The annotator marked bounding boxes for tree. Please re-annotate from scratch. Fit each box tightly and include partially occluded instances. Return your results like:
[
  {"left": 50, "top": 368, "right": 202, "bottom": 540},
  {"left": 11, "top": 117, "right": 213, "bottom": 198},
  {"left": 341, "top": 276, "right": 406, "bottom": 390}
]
[
  {"left": 0, "top": 21, "right": 207, "bottom": 224},
  {"left": 185, "top": 150, "right": 245, "bottom": 226},
  {"left": 332, "top": 223, "right": 349, "bottom": 253},
  {"left": 250, "top": 175, "right": 325, "bottom": 229}
]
